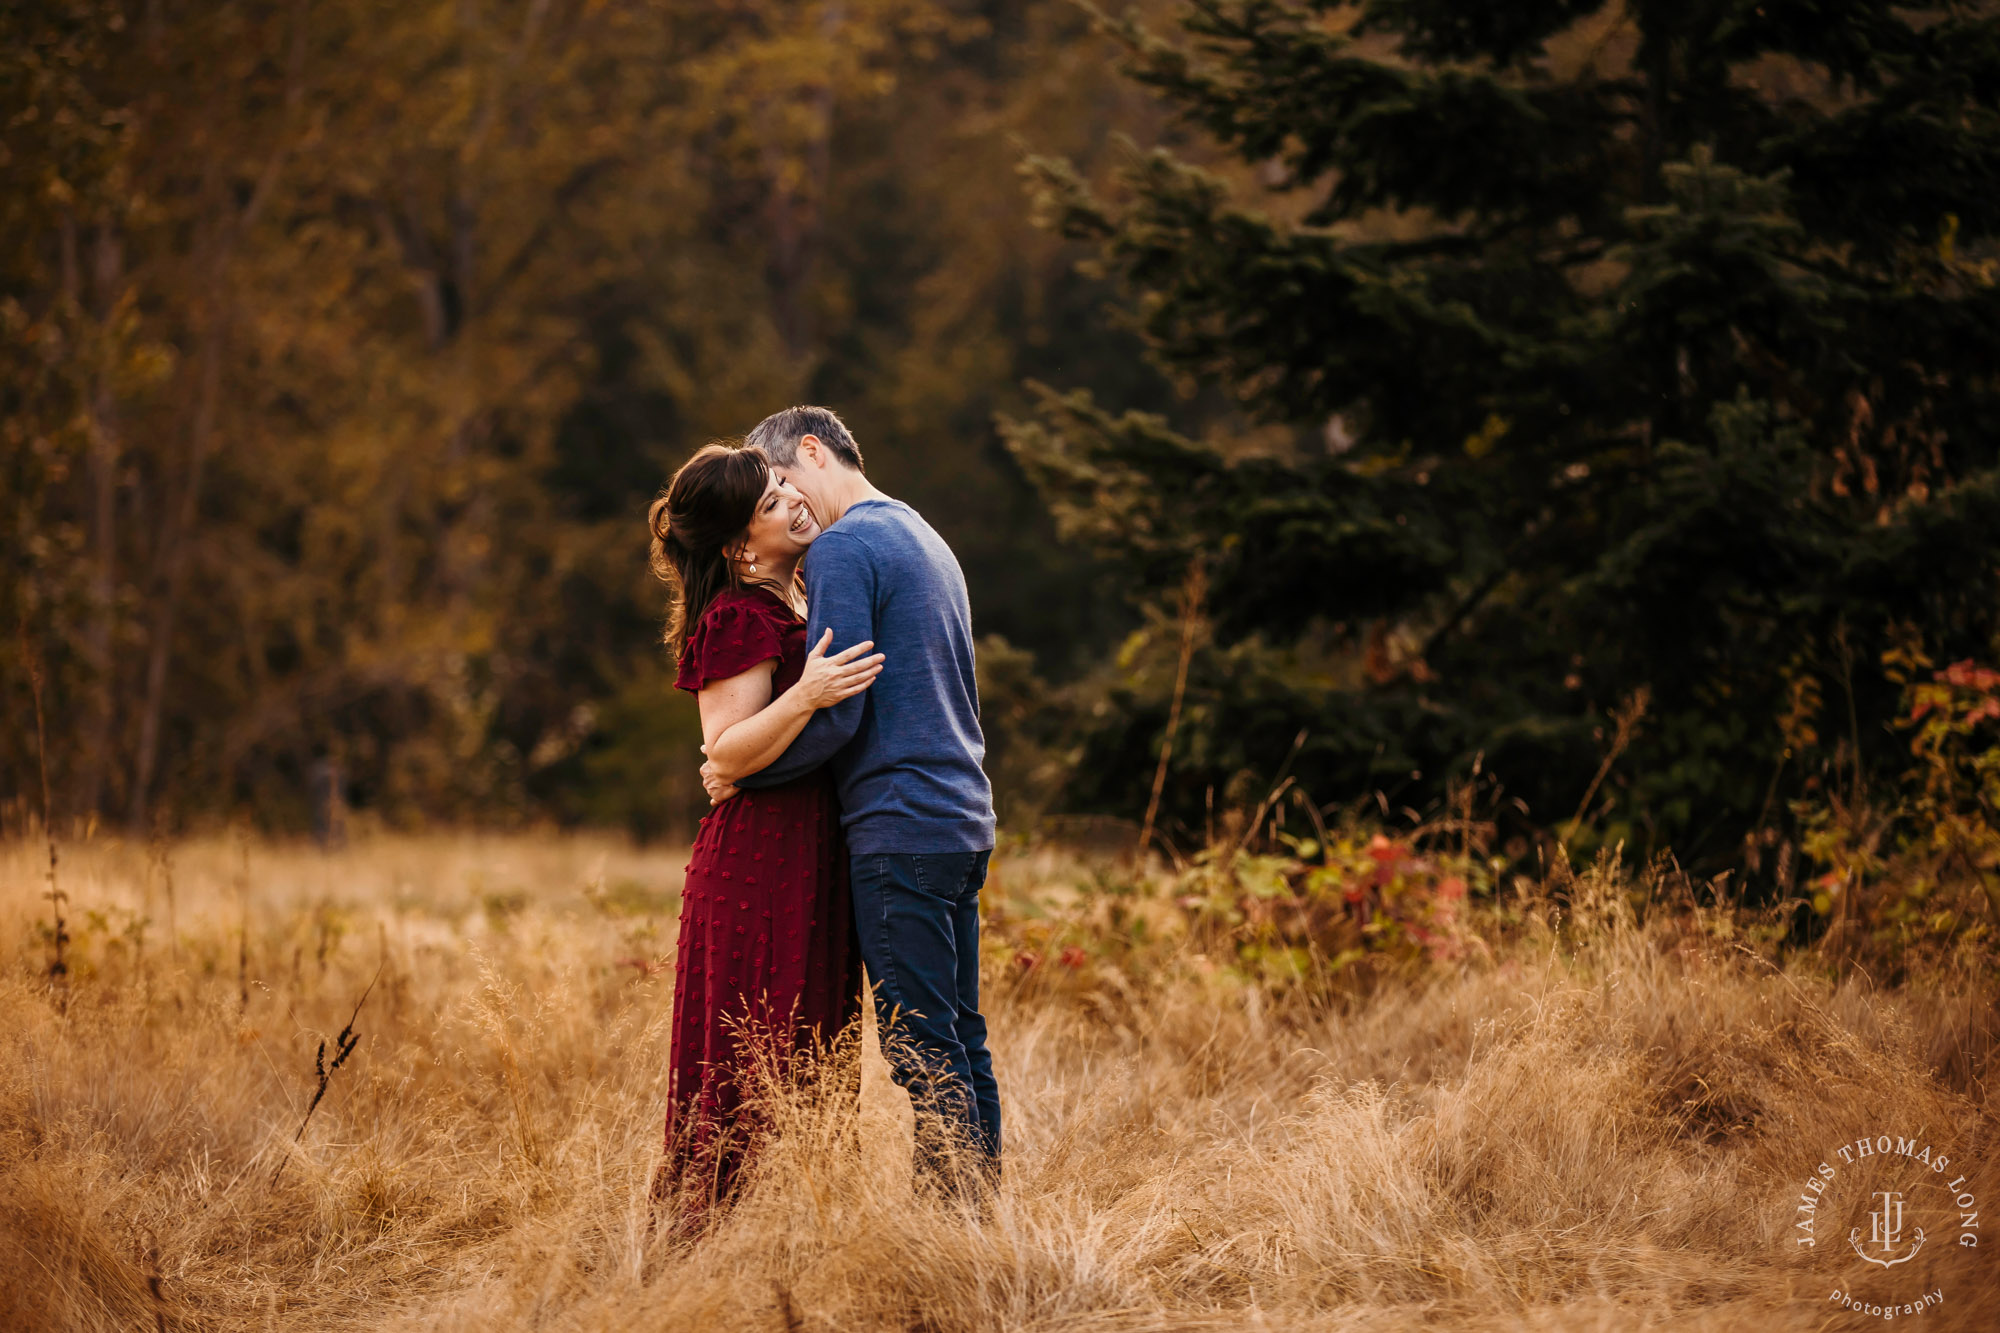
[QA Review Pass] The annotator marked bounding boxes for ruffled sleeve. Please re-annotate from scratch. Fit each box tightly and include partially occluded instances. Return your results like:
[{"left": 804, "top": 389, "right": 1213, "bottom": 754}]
[{"left": 675, "top": 593, "right": 788, "bottom": 693}]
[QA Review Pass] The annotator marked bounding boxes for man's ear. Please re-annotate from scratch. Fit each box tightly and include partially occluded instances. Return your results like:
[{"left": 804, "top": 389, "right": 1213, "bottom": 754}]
[{"left": 798, "top": 433, "right": 824, "bottom": 467}]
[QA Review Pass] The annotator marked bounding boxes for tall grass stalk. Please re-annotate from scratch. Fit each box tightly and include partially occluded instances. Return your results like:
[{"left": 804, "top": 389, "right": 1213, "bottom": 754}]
[
  {"left": 19, "top": 614, "right": 68, "bottom": 1009},
  {"left": 1139, "top": 559, "right": 1206, "bottom": 864},
  {"left": 271, "top": 964, "right": 379, "bottom": 1188},
  {"left": 1562, "top": 685, "right": 1651, "bottom": 845}
]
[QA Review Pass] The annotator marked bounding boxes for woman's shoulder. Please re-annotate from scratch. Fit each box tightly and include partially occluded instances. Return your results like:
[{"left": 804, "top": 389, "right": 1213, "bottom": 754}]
[
  {"left": 676, "top": 586, "right": 795, "bottom": 693},
  {"left": 700, "top": 583, "right": 797, "bottom": 629},
  {"left": 687, "top": 588, "right": 775, "bottom": 653},
  {"left": 697, "top": 584, "right": 759, "bottom": 623}
]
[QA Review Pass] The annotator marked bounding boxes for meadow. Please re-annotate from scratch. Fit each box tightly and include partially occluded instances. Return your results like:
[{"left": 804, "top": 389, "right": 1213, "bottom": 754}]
[{"left": 1, "top": 832, "right": 1994, "bottom": 1331}]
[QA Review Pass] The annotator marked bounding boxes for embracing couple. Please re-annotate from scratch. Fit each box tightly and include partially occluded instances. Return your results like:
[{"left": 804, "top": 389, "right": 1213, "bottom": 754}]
[{"left": 645, "top": 405, "right": 999, "bottom": 1226}]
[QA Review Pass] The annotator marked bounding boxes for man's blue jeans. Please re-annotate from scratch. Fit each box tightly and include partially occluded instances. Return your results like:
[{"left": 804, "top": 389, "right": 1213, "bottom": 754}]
[{"left": 850, "top": 850, "right": 1001, "bottom": 1186}]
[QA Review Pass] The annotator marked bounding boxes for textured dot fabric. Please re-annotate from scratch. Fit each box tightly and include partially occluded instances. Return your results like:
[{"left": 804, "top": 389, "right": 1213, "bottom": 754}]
[
  {"left": 659, "top": 584, "right": 861, "bottom": 1211},
  {"left": 672, "top": 589, "right": 790, "bottom": 693}
]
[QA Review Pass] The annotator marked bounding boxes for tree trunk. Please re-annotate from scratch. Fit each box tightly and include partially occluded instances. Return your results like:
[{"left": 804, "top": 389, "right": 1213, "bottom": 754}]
[
  {"left": 765, "top": 2, "right": 844, "bottom": 363},
  {"left": 81, "top": 224, "right": 125, "bottom": 819},
  {"left": 128, "top": 300, "right": 225, "bottom": 832},
  {"left": 127, "top": 2, "right": 309, "bottom": 830}
]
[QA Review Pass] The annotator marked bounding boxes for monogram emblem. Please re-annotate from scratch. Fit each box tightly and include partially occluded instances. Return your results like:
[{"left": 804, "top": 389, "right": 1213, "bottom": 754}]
[{"left": 1848, "top": 1190, "right": 1924, "bottom": 1268}]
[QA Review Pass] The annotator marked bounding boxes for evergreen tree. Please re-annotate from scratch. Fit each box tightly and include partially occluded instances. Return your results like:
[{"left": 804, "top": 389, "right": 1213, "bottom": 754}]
[{"left": 1010, "top": 1, "right": 2000, "bottom": 869}]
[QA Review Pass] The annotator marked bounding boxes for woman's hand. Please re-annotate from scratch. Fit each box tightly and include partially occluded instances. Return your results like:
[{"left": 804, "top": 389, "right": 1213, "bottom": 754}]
[
  {"left": 699, "top": 753, "right": 739, "bottom": 806},
  {"left": 695, "top": 632, "right": 880, "bottom": 796},
  {"left": 792, "top": 629, "right": 883, "bottom": 710}
]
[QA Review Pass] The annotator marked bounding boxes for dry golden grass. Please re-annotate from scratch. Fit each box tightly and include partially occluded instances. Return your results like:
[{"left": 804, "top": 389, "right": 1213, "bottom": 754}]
[{"left": 1, "top": 832, "right": 1995, "bottom": 1331}]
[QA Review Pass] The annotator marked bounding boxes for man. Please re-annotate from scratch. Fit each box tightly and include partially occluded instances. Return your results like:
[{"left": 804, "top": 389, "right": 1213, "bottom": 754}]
[{"left": 703, "top": 404, "right": 1000, "bottom": 1190}]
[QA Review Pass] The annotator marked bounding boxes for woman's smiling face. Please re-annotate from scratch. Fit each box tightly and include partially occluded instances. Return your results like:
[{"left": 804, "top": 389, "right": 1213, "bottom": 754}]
[{"left": 740, "top": 469, "right": 820, "bottom": 564}]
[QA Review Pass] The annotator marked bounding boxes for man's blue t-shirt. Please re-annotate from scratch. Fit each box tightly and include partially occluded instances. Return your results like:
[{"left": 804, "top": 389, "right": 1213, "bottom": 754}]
[{"left": 738, "top": 498, "right": 995, "bottom": 854}]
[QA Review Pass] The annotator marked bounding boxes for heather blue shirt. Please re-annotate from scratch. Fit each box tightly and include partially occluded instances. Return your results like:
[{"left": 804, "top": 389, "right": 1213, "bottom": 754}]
[{"left": 738, "top": 498, "right": 995, "bottom": 854}]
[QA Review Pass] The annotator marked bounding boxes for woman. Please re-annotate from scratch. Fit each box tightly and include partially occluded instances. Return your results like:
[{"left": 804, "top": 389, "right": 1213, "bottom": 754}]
[{"left": 645, "top": 441, "right": 882, "bottom": 1223}]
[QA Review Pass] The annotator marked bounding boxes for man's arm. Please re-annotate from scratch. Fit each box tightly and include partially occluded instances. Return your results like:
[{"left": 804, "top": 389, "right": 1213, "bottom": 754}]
[{"left": 732, "top": 531, "right": 875, "bottom": 789}]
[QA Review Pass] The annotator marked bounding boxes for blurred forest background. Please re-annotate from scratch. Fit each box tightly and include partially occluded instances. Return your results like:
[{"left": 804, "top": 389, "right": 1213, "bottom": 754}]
[
  {"left": 7, "top": 1, "right": 2000, "bottom": 904},
  {"left": 3, "top": 0, "right": 1187, "bottom": 837}
]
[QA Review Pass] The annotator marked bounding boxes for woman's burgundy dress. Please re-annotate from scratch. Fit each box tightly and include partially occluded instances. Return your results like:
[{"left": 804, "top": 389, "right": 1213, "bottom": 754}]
[{"left": 659, "top": 584, "right": 861, "bottom": 1211}]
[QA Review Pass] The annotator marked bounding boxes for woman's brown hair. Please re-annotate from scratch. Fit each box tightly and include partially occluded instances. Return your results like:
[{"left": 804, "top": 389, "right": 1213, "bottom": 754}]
[{"left": 648, "top": 441, "right": 771, "bottom": 664}]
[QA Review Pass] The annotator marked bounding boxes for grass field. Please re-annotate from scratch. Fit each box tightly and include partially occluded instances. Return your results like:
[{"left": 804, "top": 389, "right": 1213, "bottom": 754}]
[{"left": 1, "top": 832, "right": 1994, "bottom": 1331}]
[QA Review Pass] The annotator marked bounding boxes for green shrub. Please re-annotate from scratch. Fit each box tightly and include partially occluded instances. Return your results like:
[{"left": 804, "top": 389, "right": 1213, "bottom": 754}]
[{"left": 1794, "top": 632, "right": 2000, "bottom": 970}]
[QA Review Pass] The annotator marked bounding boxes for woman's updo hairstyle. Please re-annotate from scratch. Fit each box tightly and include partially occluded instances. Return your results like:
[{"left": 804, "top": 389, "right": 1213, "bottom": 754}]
[{"left": 648, "top": 441, "right": 771, "bottom": 663}]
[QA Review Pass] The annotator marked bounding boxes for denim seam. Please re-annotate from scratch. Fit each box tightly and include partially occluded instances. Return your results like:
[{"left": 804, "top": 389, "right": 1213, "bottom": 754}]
[
  {"left": 868, "top": 855, "right": 901, "bottom": 1005},
  {"left": 908, "top": 855, "right": 953, "bottom": 1032}
]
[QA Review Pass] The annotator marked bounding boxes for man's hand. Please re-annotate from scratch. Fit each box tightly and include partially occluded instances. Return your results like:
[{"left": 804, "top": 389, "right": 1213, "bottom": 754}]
[{"left": 699, "top": 756, "right": 739, "bottom": 806}]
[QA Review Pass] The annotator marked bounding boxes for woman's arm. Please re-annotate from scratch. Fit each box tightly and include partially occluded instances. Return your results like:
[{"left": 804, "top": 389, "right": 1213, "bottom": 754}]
[
  {"left": 698, "top": 662, "right": 809, "bottom": 784},
  {"left": 728, "top": 531, "right": 876, "bottom": 791},
  {"left": 697, "top": 630, "right": 881, "bottom": 785}
]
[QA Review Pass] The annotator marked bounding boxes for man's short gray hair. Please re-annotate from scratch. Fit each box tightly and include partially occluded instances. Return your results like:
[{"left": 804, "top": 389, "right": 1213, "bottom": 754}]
[{"left": 745, "top": 405, "right": 865, "bottom": 472}]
